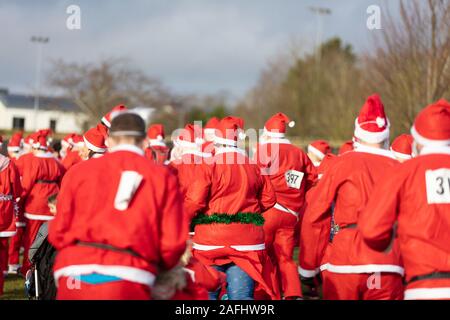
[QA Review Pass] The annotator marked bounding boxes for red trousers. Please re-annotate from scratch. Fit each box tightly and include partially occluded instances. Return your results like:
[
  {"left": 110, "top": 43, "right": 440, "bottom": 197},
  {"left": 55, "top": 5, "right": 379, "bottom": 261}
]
[
  {"left": 8, "top": 226, "right": 25, "bottom": 267},
  {"left": 21, "top": 219, "right": 45, "bottom": 275},
  {"left": 0, "top": 237, "right": 10, "bottom": 295},
  {"left": 322, "top": 270, "right": 404, "bottom": 300},
  {"left": 263, "top": 207, "right": 301, "bottom": 298},
  {"left": 57, "top": 276, "right": 151, "bottom": 300}
]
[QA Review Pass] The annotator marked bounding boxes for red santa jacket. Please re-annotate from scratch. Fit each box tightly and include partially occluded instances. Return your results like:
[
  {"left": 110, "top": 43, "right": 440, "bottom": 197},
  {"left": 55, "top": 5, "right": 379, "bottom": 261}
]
[
  {"left": 299, "top": 145, "right": 404, "bottom": 278},
  {"left": 254, "top": 137, "right": 317, "bottom": 216},
  {"left": 9, "top": 157, "right": 26, "bottom": 228},
  {"left": 170, "top": 151, "right": 208, "bottom": 197},
  {"left": 184, "top": 147, "right": 280, "bottom": 299},
  {"left": 17, "top": 152, "right": 65, "bottom": 221},
  {"left": 0, "top": 155, "right": 22, "bottom": 237},
  {"left": 359, "top": 145, "right": 450, "bottom": 284},
  {"left": 48, "top": 144, "right": 188, "bottom": 288},
  {"left": 61, "top": 149, "right": 82, "bottom": 171},
  {"left": 145, "top": 145, "right": 170, "bottom": 165}
]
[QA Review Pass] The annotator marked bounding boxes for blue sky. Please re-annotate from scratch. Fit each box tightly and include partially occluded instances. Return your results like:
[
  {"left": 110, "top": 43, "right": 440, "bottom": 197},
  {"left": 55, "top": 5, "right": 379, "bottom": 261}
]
[{"left": 0, "top": 0, "right": 399, "bottom": 100}]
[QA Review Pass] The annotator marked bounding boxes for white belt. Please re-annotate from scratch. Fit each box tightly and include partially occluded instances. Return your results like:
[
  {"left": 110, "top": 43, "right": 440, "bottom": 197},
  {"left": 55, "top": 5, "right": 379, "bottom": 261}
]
[
  {"left": 274, "top": 203, "right": 299, "bottom": 217},
  {"left": 193, "top": 242, "right": 266, "bottom": 252},
  {"left": 25, "top": 213, "right": 54, "bottom": 221}
]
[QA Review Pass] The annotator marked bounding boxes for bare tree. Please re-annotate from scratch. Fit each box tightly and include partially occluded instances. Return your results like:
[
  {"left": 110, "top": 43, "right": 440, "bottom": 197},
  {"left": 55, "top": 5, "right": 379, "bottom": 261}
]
[
  {"left": 364, "top": 0, "right": 450, "bottom": 136},
  {"left": 47, "top": 57, "right": 172, "bottom": 128}
]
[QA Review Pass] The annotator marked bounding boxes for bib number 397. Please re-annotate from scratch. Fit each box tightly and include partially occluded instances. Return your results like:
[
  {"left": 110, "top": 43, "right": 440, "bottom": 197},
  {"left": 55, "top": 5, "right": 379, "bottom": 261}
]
[
  {"left": 425, "top": 169, "right": 450, "bottom": 204},
  {"left": 285, "top": 170, "right": 304, "bottom": 189}
]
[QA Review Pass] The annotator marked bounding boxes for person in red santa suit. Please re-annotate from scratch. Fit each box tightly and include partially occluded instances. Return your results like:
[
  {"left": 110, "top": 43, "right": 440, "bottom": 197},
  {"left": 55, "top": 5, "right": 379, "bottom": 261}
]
[
  {"left": 81, "top": 126, "right": 108, "bottom": 160},
  {"left": 299, "top": 94, "right": 404, "bottom": 300},
  {"left": 5, "top": 132, "right": 27, "bottom": 274},
  {"left": 359, "top": 99, "right": 450, "bottom": 300},
  {"left": 390, "top": 134, "right": 414, "bottom": 163},
  {"left": 0, "top": 151, "right": 22, "bottom": 295},
  {"left": 184, "top": 116, "right": 280, "bottom": 300},
  {"left": 338, "top": 140, "right": 354, "bottom": 155},
  {"left": 18, "top": 135, "right": 66, "bottom": 275},
  {"left": 253, "top": 112, "right": 317, "bottom": 299},
  {"left": 201, "top": 117, "right": 220, "bottom": 156},
  {"left": 60, "top": 134, "right": 76, "bottom": 160},
  {"left": 307, "top": 140, "right": 331, "bottom": 168},
  {"left": 49, "top": 112, "right": 187, "bottom": 300},
  {"left": 61, "top": 134, "right": 84, "bottom": 170},
  {"left": 145, "top": 124, "right": 170, "bottom": 165},
  {"left": 170, "top": 124, "right": 210, "bottom": 197}
]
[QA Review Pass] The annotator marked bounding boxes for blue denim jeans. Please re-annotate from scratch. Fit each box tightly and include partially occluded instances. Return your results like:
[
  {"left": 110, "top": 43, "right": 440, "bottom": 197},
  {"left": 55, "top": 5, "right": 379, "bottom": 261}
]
[{"left": 208, "top": 263, "right": 255, "bottom": 300}]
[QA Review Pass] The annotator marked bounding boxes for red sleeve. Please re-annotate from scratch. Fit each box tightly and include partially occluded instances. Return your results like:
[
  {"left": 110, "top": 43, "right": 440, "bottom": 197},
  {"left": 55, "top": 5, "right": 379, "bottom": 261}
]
[
  {"left": 358, "top": 168, "right": 403, "bottom": 252},
  {"left": 48, "top": 171, "right": 75, "bottom": 249},
  {"left": 9, "top": 161, "right": 22, "bottom": 199},
  {"left": 259, "top": 174, "right": 276, "bottom": 212},
  {"left": 158, "top": 171, "right": 188, "bottom": 270},
  {"left": 184, "top": 164, "right": 212, "bottom": 221},
  {"left": 299, "top": 165, "right": 338, "bottom": 275},
  {"left": 19, "top": 158, "right": 38, "bottom": 203},
  {"left": 303, "top": 152, "right": 318, "bottom": 191}
]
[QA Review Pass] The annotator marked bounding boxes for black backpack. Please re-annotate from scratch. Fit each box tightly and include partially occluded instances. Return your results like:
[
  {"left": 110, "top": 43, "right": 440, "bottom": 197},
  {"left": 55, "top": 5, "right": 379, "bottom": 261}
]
[{"left": 27, "top": 237, "right": 57, "bottom": 300}]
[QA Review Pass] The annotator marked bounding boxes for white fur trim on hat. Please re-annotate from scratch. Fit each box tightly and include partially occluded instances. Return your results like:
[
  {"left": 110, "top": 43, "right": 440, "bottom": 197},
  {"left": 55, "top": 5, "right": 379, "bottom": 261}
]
[
  {"left": 411, "top": 125, "right": 450, "bottom": 147},
  {"left": 354, "top": 118, "right": 390, "bottom": 144},
  {"left": 83, "top": 136, "right": 107, "bottom": 153},
  {"left": 7, "top": 146, "right": 20, "bottom": 152},
  {"left": 390, "top": 148, "right": 412, "bottom": 160},
  {"left": 149, "top": 139, "right": 166, "bottom": 148},
  {"left": 308, "top": 145, "right": 325, "bottom": 160},
  {"left": 101, "top": 116, "right": 111, "bottom": 128},
  {"left": 176, "top": 138, "right": 199, "bottom": 149},
  {"left": 263, "top": 127, "right": 285, "bottom": 138}
]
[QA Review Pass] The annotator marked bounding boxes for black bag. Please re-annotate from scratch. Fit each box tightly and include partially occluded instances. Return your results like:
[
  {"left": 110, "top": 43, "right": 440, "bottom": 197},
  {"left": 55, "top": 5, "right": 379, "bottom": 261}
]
[{"left": 27, "top": 237, "right": 57, "bottom": 300}]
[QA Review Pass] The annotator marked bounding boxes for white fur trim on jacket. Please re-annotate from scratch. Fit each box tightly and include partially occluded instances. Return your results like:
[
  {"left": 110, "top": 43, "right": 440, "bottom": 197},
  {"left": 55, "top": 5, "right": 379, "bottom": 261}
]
[
  {"left": 54, "top": 264, "right": 156, "bottom": 288},
  {"left": 298, "top": 266, "right": 319, "bottom": 278},
  {"left": 192, "top": 243, "right": 266, "bottom": 251},
  {"left": 25, "top": 213, "right": 54, "bottom": 221},
  {"left": 404, "top": 287, "right": 450, "bottom": 300},
  {"left": 320, "top": 263, "right": 404, "bottom": 276}
]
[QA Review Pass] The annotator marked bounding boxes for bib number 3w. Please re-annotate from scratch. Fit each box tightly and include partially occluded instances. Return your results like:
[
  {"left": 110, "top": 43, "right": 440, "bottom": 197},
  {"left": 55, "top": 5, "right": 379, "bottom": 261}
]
[
  {"left": 425, "top": 169, "right": 450, "bottom": 204},
  {"left": 285, "top": 170, "right": 304, "bottom": 189}
]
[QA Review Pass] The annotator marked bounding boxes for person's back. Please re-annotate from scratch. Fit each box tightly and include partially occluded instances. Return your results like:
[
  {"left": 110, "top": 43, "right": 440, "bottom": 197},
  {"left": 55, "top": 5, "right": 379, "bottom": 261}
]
[
  {"left": 49, "top": 112, "right": 187, "bottom": 300},
  {"left": 359, "top": 99, "right": 450, "bottom": 300}
]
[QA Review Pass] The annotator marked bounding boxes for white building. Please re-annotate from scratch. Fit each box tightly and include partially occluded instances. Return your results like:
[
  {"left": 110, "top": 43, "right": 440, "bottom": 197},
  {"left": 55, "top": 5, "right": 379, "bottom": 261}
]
[{"left": 0, "top": 88, "right": 86, "bottom": 133}]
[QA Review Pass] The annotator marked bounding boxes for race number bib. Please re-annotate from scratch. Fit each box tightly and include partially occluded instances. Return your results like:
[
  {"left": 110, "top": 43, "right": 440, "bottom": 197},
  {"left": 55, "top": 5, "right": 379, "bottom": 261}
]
[
  {"left": 285, "top": 170, "right": 304, "bottom": 189},
  {"left": 425, "top": 169, "right": 450, "bottom": 204}
]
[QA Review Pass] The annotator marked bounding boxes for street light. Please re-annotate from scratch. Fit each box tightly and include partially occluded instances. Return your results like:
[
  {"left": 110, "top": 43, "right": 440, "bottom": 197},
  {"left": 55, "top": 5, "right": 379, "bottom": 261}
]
[
  {"left": 308, "top": 6, "right": 331, "bottom": 64},
  {"left": 31, "top": 36, "right": 49, "bottom": 131}
]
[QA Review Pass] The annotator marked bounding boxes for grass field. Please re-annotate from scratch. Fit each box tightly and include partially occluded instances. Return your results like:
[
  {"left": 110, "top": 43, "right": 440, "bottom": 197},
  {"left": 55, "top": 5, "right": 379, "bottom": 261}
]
[{"left": 1, "top": 275, "right": 27, "bottom": 300}]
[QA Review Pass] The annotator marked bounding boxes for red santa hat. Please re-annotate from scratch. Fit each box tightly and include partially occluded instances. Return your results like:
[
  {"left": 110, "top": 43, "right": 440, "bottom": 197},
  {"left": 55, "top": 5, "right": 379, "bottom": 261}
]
[
  {"left": 263, "top": 113, "right": 295, "bottom": 138},
  {"left": 101, "top": 104, "right": 128, "bottom": 129},
  {"left": 24, "top": 132, "right": 39, "bottom": 148},
  {"left": 37, "top": 129, "right": 53, "bottom": 138},
  {"left": 71, "top": 134, "right": 85, "bottom": 148},
  {"left": 32, "top": 135, "right": 48, "bottom": 151},
  {"left": 354, "top": 94, "right": 390, "bottom": 144},
  {"left": 147, "top": 124, "right": 166, "bottom": 147},
  {"left": 83, "top": 127, "right": 107, "bottom": 153},
  {"left": 308, "top": 140, "right": 331, "bottom": 160},
  {"left": 338, "top": 140, "right": 354, "bottom": 155},
  {"left": 0, "top": 135, "right": 3, "bottom": 147},
  {"left": 204, "top": 117, "right": 220, "bottom": 135},
  {"left": 411, "top": 99, "right": 450, "bottom": 146},
  {"left": 61, "top": 133, "right": 75, "bottom": 149},
  {"left": 214, "top": 116, "right": 246, "bottom": 146},
  {"left": 390, "top": 134, "right": 414, "bottom": 160},
  {"left": 176, "top": 124, "right": 203, "bottom": 148},
  {"left": 7, "top": 132, "right": 23, "bottom": 152}
]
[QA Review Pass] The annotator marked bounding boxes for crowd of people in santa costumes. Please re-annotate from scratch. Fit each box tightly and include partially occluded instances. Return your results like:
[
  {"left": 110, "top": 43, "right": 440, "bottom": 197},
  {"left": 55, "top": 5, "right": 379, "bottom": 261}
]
[{"left": 0, "top": 91, "right": 448, "bottom": 301}]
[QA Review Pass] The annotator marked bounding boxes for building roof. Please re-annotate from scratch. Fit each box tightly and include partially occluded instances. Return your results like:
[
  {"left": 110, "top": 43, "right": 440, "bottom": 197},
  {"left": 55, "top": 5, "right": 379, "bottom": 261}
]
[{"left": 0, "top": 89, "right": 79, "bottom": 112}]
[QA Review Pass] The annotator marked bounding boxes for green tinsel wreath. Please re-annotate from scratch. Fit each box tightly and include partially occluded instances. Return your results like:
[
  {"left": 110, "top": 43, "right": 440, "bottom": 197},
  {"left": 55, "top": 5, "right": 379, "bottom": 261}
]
[{"left": 191, "top": 212, "right": 265, "bottom": 227}]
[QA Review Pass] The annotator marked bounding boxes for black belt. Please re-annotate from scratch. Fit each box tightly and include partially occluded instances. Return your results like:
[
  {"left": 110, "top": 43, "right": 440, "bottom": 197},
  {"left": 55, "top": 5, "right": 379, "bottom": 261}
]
[
  {"left": 36, "top": 179, "right": 58, "bottom": 184},
  {"left": 408, "top": 272, "right": 450, "bottom": 284},
  {"left": 76, "top": 241, "right": 143, "bottom": 260}
]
